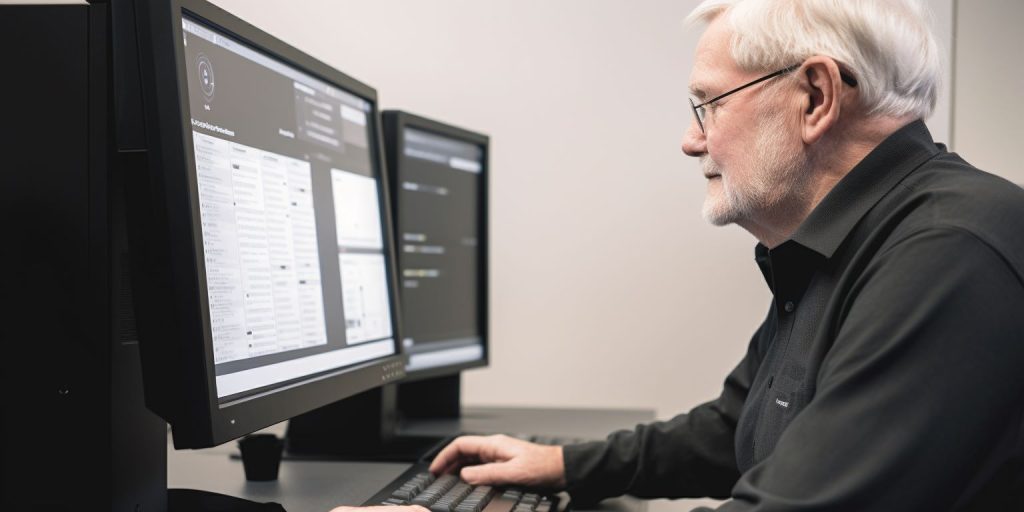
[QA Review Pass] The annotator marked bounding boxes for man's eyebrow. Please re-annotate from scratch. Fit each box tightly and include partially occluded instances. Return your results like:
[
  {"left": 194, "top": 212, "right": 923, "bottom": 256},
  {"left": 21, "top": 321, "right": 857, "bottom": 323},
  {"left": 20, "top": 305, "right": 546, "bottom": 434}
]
[{"left": 689, "top": 85, "right": 707, "bottom": 100}]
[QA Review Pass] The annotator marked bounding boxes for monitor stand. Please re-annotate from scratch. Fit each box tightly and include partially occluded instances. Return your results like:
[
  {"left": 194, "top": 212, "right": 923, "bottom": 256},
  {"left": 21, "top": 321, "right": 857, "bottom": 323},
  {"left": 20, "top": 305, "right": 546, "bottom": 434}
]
[
  {"left": 286, "top": 374, "right": 464, "bottom": 461},
  {"left": 397, "top": 374, "right": 462, "bottom": 419}
]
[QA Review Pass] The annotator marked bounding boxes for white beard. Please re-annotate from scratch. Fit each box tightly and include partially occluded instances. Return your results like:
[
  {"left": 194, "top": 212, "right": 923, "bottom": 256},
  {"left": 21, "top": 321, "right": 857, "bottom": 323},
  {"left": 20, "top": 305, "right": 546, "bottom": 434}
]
[{"left": 701, "top": 111, "right": 811, "bottom": 227}]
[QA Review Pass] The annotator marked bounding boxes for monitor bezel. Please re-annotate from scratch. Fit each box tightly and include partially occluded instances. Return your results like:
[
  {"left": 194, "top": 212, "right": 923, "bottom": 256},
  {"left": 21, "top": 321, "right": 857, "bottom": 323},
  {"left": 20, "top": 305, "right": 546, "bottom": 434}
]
[
  {"left": 382, "top": 110, "right": 490, "bottom": 383},
  {"left": 132, "top": 0, "right": 406, "bottom": 448}
]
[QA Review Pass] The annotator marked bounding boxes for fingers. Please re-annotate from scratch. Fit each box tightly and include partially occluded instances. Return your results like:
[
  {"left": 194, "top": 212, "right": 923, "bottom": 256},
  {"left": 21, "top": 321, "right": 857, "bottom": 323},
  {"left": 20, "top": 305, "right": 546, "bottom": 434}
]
[
  {"left": 459, "top": 461, "right": 517, "bottom": 486},
  {"left": 428, "top": 435, "right": 567, "bottom": 488},
  {"left": 330, "top": 506, "right": 429, "bottom": 512},
  {"left": 429, "top": 435, "right": 510, "bottom": 475}
]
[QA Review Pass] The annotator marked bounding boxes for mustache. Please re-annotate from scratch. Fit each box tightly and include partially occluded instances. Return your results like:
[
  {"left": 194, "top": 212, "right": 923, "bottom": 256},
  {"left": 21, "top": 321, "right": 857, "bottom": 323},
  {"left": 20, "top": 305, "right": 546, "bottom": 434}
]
[{"left": 701, "top": 157, "right": 722, "bottom": 178}]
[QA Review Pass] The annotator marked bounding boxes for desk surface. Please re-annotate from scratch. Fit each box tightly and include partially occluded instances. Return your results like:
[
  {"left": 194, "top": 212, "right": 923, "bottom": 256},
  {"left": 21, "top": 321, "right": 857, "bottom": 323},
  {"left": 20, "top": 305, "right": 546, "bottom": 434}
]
[
  {"left": 399, "top": 406, "right": 653, "bottom": 440},
  {"left": 168, "top": 405, "right": 653, "bottom": 512}
]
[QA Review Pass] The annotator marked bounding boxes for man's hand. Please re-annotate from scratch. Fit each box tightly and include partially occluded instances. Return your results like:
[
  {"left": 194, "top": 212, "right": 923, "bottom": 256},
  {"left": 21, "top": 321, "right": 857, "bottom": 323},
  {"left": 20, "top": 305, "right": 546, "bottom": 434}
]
[
  {"left": 428, "top": 434, "right": 567, "bottom": 488},
  {"left": 331, "top": 506, "right": 428, "bottom": 512}
]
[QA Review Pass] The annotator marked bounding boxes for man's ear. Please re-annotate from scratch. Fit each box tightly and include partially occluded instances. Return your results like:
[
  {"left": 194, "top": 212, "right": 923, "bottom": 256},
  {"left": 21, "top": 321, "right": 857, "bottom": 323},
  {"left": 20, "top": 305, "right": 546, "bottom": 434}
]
[{"left": 797, "top": 56, "right": 844, "bottom": 145}]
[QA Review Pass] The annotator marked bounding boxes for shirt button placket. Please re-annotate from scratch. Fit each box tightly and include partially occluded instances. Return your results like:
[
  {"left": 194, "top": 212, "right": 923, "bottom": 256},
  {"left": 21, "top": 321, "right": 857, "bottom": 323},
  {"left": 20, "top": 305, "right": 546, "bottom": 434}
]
[{"left": 783, "top": 300, "right": 796, "bottom": 313}]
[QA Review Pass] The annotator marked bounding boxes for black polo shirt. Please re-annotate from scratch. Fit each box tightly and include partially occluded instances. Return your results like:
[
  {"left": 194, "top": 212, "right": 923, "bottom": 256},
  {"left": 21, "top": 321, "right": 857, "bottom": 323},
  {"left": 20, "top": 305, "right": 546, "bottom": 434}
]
[{"left": 562, "top": 120, "right": 1024, "bottom": 510}]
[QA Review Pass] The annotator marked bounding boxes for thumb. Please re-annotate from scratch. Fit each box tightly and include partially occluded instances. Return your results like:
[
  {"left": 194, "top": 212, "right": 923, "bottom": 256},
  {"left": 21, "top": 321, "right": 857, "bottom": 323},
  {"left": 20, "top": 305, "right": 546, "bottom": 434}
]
[{"left": 460, "top": 461, "right": 514, "bottom": 486}]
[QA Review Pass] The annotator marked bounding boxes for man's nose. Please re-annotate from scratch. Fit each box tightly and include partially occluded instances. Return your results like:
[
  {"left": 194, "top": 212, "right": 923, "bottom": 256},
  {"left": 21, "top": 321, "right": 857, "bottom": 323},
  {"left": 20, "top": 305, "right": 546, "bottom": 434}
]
[{"left": 681, "top": 120, "right": 706, "bottom": 157}]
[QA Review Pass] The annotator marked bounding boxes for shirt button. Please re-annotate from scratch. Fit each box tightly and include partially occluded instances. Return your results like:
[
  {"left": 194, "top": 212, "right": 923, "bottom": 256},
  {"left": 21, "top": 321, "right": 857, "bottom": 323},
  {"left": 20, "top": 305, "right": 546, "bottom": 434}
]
[{"left": 784, "top": 300, "right": 796, "bottom": 313}]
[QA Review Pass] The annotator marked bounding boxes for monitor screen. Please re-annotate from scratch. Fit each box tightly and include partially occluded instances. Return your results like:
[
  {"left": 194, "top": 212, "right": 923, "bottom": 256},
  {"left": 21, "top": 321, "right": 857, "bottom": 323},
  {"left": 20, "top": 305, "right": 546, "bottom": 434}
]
[
  {"left": 130, "top": 0, "right": 405, "bottom": 448},
  {"left": 387, "top": 115, "right": 488, "bottom": 375},
  {"left": 180, "top": 15, "right": 396, "bottom": 400}
]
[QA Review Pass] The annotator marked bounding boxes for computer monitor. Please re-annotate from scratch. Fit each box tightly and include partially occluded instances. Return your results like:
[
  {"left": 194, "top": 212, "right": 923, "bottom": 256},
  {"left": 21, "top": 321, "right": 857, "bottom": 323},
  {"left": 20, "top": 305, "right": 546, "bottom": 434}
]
[
  {"left": 383, "top": 111, "right": 490, "bottom": 408},
  {"left": 284, "top": 113, "right": 488, "bottom": 458},
  {"left": 129, "top": 0, "right": 406, "bottom": 449}
]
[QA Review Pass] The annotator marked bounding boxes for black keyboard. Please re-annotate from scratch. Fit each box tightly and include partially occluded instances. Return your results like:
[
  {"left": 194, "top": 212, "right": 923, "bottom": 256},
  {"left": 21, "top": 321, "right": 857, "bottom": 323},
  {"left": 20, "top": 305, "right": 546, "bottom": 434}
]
[{"left": 363, "top": 464, "right": 562, "bottom": 512}]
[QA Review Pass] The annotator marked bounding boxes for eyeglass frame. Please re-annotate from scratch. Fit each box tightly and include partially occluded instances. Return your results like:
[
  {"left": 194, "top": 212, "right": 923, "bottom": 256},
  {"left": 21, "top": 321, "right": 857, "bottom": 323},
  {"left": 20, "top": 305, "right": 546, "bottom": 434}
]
[{"left": 688, "top": 63, "right": 857, "bottom": 134}]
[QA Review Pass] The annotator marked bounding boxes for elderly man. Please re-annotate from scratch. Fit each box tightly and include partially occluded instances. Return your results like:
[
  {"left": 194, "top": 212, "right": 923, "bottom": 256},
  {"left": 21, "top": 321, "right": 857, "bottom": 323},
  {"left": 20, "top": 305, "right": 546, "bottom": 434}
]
[{"left": 339, "top": 0, "right": 1024, "bottom": 510}]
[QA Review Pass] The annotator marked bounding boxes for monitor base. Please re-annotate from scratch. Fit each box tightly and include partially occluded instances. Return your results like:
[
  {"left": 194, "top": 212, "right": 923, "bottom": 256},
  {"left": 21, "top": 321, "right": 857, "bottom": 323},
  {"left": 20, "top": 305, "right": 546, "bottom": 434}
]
[
  {"left": 169, "top": 488, "right": 286, "bottom": 512},
  {"left": 398, "top": 374, "right": 462, "bottom": 419}
]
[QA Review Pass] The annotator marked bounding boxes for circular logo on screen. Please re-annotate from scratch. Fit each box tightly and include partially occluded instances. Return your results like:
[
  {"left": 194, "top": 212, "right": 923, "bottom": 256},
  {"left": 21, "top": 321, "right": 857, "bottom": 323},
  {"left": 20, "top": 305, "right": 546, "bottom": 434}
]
[{"left": 196, "top": 53, "right": 215, "bottom": 102}]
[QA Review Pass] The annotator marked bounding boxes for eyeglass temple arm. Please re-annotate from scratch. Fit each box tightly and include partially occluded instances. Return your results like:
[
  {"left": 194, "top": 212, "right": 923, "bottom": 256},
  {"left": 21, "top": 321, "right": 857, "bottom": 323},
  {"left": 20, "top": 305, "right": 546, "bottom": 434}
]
[
  {"left": 694, "top": 65, "right": 799, "bottom": 108},
  {"left": 694, "top": 64, "right": 856, "bottom": 108}
]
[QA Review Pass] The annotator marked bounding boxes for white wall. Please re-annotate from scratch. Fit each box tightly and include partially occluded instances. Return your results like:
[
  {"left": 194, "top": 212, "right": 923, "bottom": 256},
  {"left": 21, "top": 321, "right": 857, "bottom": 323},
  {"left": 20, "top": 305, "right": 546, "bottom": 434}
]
[
  {"left": 952, "top": 0, "right": 1024, "bottom": 182},
  {"left": 929, "top": 0, "right": 955, "bottom": 145},
  {"left": 203, "top": 1, "right": 957, "bottom": 510}
]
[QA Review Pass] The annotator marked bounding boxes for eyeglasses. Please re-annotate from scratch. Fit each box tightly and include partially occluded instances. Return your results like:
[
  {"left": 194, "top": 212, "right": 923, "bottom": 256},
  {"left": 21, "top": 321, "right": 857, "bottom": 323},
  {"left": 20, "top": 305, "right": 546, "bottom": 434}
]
[{"left": 688, "top": 64, "right": 858, "bottom": 134}]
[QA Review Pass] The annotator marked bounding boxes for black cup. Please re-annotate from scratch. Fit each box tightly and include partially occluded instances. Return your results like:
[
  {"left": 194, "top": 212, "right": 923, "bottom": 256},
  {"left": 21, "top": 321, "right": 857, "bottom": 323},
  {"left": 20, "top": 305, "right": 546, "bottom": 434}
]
[{"left": 238, "top": 433, "right": 284, "bottom": 481}]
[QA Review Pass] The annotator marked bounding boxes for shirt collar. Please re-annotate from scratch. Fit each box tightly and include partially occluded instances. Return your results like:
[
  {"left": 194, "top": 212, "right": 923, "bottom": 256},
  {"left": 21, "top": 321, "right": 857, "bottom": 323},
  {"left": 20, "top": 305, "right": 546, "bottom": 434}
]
[{"left": 785, "top": 119, "right": 942, "bottom": 259}]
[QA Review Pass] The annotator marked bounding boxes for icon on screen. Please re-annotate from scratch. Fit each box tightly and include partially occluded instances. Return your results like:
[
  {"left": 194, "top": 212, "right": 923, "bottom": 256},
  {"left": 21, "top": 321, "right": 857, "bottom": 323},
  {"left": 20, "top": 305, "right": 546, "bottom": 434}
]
[{"left": 197, "top": 53, "right": 216, "bottom": 102}]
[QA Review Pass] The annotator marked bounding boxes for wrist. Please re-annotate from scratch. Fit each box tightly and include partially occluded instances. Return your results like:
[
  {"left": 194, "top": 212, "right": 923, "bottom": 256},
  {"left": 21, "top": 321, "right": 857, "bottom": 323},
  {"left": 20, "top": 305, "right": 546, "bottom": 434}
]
[{"left": 549, "top": 445, "right": 567, "bottom": 488}]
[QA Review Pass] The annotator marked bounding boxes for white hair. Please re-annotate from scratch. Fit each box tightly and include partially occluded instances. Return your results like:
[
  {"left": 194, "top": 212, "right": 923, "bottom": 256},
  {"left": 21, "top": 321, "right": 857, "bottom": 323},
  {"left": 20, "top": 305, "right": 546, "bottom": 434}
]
[{"left": 686, "top": 0, "right": 940, "bottom": 120}]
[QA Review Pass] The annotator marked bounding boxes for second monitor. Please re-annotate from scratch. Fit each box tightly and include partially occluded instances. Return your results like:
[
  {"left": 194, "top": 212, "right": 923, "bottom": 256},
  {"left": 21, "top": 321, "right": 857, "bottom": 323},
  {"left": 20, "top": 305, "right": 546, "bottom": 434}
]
[
  {"left": 286, "top": 111, "right": 489, "bottom": 458},
  {"left": 387, "top": 111, "right": 490, "bottom": 417}
]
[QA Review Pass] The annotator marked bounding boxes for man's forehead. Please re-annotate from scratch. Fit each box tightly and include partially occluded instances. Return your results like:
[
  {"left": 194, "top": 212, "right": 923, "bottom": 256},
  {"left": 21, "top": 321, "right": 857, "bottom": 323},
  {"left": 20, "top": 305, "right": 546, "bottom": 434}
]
[
  {"left": 688, "top": 17, "right": 737, "bottom": 98},
  {"left": 689, "top": 63, "right": 721, "bottom": 99}
]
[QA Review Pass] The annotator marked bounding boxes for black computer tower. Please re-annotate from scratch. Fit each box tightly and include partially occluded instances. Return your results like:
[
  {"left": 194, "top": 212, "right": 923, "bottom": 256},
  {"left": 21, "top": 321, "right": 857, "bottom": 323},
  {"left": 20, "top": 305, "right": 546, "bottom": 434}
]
[{"left": 0, "top": 3, "right": 167, "bottom": 510}]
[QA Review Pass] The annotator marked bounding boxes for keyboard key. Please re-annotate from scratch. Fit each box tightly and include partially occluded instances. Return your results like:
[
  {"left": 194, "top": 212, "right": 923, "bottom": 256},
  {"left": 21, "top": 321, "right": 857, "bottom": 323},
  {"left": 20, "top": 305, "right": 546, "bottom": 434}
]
[
  {"left": 455, "top": 485, "right": 495, "bottom": 512},
  {"left": 481, "top": 495, "right": 519, "bottom": 512},
  {"left": 393, "top": 488, "right": 416, "bottom": 501},
  {"left": 500, "top": 490, "right": 522, "bottom": 500},
  {"left": 418, "top": 474, "right": 458, "bottom": 502},
  {"left": 430, "top": 481, "right": 473, "bottom": 512},
  {"left": 412, "top": 494, "right": 439, "bottom": 507}
]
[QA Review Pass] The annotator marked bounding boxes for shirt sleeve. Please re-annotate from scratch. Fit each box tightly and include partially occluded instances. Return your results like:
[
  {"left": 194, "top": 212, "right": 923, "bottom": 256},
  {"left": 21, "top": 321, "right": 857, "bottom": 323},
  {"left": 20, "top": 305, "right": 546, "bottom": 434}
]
[
  {"left": 562, "top": 316, "right": 769, "bottom": 506},
  {"left": 697, "top": 228, "right": 1024, "bottom": 511}
]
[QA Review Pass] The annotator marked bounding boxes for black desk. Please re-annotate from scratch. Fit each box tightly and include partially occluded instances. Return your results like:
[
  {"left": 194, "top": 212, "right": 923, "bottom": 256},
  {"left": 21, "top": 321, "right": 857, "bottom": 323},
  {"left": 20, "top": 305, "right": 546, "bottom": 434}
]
[{"left": 168, "top": 406, "right": 653, "bottom": 512}]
